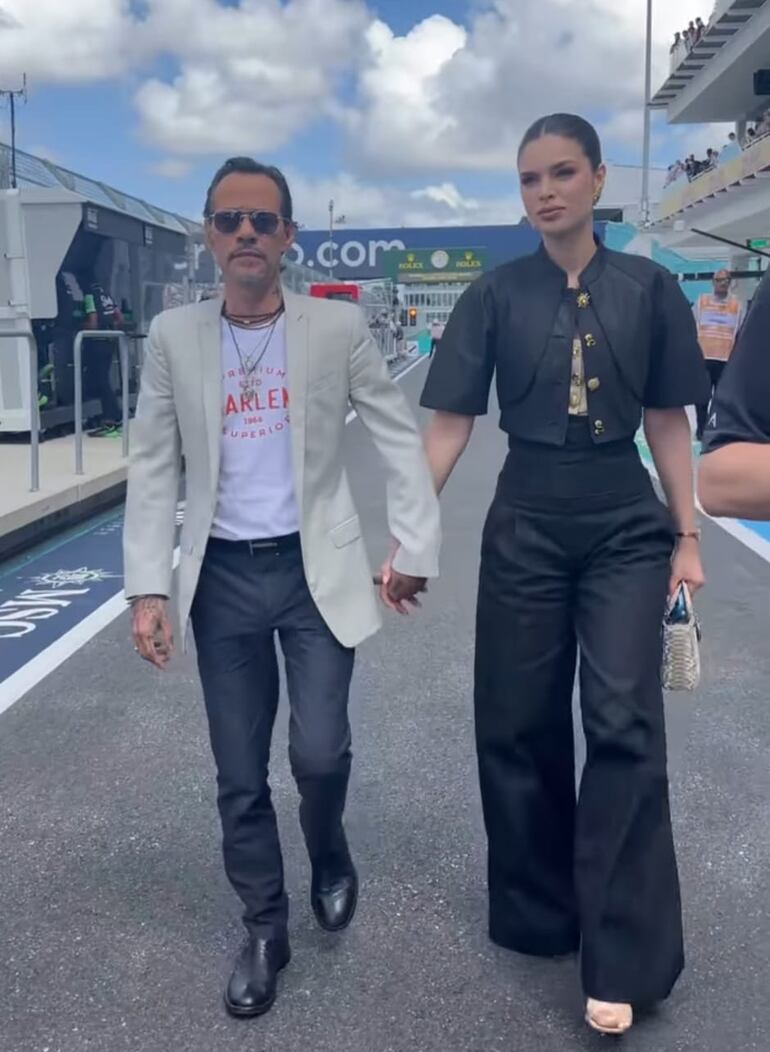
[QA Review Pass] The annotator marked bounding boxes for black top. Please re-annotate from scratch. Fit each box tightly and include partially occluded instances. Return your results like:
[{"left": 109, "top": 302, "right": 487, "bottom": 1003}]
[
  {"left": 701, "top": 269, "right": 770, "bottom": 452},
  {"left": 420, "top": 241, "right": 710, "bottom": 446}
]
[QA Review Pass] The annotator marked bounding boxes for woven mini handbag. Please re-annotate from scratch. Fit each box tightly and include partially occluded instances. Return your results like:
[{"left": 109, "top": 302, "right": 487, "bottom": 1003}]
[{"left": 661, "top": 583, "right": 701, "bottom": 692}]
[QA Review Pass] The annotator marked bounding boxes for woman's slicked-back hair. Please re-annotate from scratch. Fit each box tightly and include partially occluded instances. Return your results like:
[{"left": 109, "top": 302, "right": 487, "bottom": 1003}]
[{"left": 518, "top": 114, "right": 603, "bottom": 171}]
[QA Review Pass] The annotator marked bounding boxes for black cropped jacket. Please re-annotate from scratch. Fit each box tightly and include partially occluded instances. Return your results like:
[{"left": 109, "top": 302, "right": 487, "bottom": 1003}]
[{"left": 421, "top": 241, "right": 711, "bottom": 446}]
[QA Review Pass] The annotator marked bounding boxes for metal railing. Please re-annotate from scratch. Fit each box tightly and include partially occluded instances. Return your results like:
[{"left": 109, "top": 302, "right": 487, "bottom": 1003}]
[
  {"left": 73, "top": 330, "right": 129, "bottom": 474},
  {"left": 0, "top": 326, "right": 40, "bottom": 491}
]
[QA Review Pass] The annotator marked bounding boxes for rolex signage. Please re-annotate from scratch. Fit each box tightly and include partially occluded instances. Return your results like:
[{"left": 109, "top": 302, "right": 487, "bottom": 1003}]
[{"left": 383, "top": 247, "right": 487, "bottom": 284}]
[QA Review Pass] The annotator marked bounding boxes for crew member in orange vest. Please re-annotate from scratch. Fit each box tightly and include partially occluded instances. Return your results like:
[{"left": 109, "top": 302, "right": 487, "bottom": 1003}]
[{"left": 693, "top": 269, "right": 745, "bottom": 440}]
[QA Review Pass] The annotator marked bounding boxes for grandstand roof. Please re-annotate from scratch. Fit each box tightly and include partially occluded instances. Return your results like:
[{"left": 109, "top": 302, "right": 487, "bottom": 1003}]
[{"left": 0, "top": 142, "right": 202, "bottom": 237}]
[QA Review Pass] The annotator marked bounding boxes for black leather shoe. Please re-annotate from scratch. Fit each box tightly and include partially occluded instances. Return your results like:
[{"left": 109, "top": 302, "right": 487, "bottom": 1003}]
[
  {"left": 224, "top": 935, "right": 291, "bottom": 1018},
  {"left": 311, "top": 867, "right": 358, "bottom": 932}
]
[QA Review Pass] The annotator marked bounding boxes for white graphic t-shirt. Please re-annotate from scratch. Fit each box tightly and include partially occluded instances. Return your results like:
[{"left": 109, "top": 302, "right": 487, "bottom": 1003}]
[{"left": 210, "top": 315, "right": 300, "bottom": 540}]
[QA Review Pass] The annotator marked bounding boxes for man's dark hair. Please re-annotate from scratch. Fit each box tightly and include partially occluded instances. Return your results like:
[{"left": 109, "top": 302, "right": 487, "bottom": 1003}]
[
  {"left": 518, "top": 113, "right": 603, "bottom": 171},
  {"left": 204, "top": 157, "right": 294, "bottom": 221}
]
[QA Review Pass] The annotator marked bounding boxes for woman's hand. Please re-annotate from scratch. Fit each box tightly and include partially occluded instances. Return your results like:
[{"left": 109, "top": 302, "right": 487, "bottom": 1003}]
[
  {"left": 373, "top": 540, "right": 426, "bottom": 614},
  {"left": 669, "top": 536, "right": 705, "bottom": 596}
]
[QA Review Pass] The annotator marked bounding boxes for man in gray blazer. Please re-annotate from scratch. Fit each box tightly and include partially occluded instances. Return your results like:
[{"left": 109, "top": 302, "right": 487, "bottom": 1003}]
[{"left": 123, "top": 157, "right": 440, "bottom": 1018}]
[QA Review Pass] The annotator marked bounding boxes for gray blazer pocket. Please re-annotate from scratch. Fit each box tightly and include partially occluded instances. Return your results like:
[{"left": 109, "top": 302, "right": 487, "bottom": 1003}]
[{"left": 330, "top": 515, "right": 361, "bottom": 548}]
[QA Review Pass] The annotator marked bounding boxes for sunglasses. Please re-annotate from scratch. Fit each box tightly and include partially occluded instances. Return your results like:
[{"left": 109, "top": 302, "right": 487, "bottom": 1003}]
[{"left": 206, "top": 209, "right": 292, "bottom": 236}]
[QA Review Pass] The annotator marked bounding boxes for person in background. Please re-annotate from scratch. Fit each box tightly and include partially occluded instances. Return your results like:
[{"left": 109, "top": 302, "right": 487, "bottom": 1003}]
[
  {"left": 429, "top": 317, "right": 445, "bottom": 356},
  {"left": 720, "top": 132, "right": 740, "bottom": 162},
  {"left": 82, "top": 277, "right": 125, "bottom": 436},
  {"left": 693, "top": 269, "right": 745, "bottom": 441},
  {"left": 698, "top": 268, "right": 770, "bottom": 519}
]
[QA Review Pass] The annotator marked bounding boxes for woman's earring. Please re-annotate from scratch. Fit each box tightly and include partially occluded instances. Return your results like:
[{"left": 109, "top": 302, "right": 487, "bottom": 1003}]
[{"left": 593, "top": 188, "right": 603, "bottom": 206}]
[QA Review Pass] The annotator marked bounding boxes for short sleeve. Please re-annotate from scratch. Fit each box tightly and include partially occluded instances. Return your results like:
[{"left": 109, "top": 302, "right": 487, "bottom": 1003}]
[
  {"left": 702, "top": 272, "right": 770, "bottom": 452},
  {"left": 420, "top": 278, "right": 495, "bottom": 416},
  {"left": 643, "top": 269, "right": 711, "bottom": 409}
]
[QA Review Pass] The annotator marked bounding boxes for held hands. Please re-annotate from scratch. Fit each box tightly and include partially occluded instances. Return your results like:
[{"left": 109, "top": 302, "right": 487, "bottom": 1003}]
[
  {"left": 373, "top": 540, "right": 428, "bottom": 614},
  {"left": 131, "top": 595, "right": 174, "bottom": 669},
  {"left": 669, "top": 535, "right": 705, "bottom": 598}
]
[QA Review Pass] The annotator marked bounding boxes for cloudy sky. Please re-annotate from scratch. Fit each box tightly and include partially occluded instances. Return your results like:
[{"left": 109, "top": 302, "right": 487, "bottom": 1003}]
[{"left": 0, "top": 0, "right": 726, "bottom": 228}]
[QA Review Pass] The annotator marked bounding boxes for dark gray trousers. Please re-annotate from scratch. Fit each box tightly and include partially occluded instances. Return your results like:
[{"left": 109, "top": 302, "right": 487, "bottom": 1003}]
[{"left": 191, "top": 535, "right": 355, "bottom": 937}]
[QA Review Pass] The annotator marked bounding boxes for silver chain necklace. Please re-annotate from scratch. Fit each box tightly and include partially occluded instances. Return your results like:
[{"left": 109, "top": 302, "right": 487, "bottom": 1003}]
[{"left": 227, "top": 310, "right": 283, "bottom": 400}]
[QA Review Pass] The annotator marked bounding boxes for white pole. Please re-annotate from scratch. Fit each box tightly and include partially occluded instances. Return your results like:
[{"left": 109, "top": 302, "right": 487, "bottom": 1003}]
[{"left": 641, "top": 0, "right": 653, "bottom": 227}]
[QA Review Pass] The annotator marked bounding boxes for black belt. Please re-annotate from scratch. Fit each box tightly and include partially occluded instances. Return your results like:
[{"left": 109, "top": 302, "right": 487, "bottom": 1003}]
[{"left": 207, "top": 532, "right": 301, "bottom": 556}]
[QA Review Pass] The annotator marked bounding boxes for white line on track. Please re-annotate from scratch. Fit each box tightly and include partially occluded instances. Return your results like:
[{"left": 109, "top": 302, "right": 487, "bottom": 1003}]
[
  {"left": 0, "top": 356, "right": 429, "bottom": 718},
  {"left": 0, "top": 551, "right": 181, "bottom": 718}
]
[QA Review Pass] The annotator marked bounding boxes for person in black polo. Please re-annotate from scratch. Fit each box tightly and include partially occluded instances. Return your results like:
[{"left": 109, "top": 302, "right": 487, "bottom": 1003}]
[
  {"left": 411, "top": 113, "right": 710, "bottom": 1036},
  {"left": 698, "top": 268, "right": 770, "bottom": 519},
  {"left": 82, "top": 276, "right": 125, "bottom": 435}
]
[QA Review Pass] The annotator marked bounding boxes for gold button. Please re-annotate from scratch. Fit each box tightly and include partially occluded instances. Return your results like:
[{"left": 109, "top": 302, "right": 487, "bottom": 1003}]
[
  {"left": 572, "top": 345, "right": 580, "bottom": 358},
  {"left": 570, "top": 392, "right": 580, "bottom": 407},
  {"left": 594, "top": 419, "right": 605, "bottom": 434},
  {"left": 577, "top": 291, "right": 590, "bottom": 308},
  {"left": 587, "top": 377, "right": 600, "bottom": 391},
  {"left": 584, "top": 333, "right": 596, "bottom": 347}
]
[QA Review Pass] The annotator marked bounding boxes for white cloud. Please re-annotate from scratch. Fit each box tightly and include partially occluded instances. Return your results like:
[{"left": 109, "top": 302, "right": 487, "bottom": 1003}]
[
  {"left": 285, "top": 169, "right": 521, "bottom": 230},
  {"left": 350, "top": 1, "right": 717, "bottom": 176},
  {"left": 0, "top": 0, "right": 725, "bottom": 222},
  {"left": 134, "top": 0, "right": 369, "bottom": 154},
  {"left": 0, "top": 0, "right": 138, "bottom": 81}
]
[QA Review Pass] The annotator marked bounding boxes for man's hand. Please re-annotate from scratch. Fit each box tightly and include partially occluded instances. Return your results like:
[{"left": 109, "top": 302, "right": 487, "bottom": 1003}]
[{"left": 131, "top": 595, "right": 174, "bottom": 669}]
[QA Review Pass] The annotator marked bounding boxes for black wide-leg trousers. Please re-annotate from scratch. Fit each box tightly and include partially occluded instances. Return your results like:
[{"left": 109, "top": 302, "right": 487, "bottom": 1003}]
[
  {"left": 191, "top": 535, "right": 355, "bottom": 938},
  {"left": 475, "top": 483, "right": 684, "bottom": 1004}
]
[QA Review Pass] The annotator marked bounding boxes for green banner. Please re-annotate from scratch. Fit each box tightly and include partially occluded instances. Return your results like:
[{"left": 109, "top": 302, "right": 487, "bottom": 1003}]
[{"left": 383, "top": 246, "right": 486, "bottom": 284}]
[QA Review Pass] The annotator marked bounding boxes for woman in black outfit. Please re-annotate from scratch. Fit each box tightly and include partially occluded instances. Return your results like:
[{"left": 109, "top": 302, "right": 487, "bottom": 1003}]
[{"left": 413, "top": 115, "right": 709, "bottom": 1035}]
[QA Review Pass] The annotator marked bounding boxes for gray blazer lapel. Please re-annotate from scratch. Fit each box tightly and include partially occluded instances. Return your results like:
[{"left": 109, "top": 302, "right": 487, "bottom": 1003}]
[
  {"left": 197, "top": 297, "right": 224, "bottom": 491},
  {"left": 283, "top": 289, "right": 308, "bottom": 516}
]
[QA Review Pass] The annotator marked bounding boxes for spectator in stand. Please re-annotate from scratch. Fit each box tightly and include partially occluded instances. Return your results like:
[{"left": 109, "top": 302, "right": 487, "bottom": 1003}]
[
  {"left": 685, "top": 22, "right": 697, "bottom": 50},
  {"left": 744, "top": 127, "right": 757, "bottom": 148},
  {"left": 665, "top": 161, "right": 682, "bottom": 187},
  {"left": 695, "top": 17, "right": 706, "bottom": 41},
  {"left": 671, "top": 31, "right": 682, "bottom": 53},
  {"left": 720, "top": 132, "right": 740, "bottom": 162},
  {"left": 705, "top": 148, "right": 719, "bottom": 170}
]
